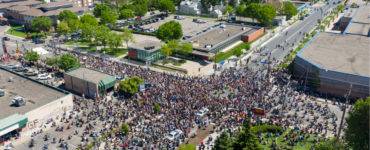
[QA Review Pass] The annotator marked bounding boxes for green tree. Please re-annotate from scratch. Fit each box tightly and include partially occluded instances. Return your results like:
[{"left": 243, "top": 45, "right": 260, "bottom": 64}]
[
  {"left": 345, "top": 97, "right": 370, "bottom": 150},
  {"left": 244, "top": 3, "right": 261, "bottom": 22},
  {"left": 156, "top": 21, "right": 183, "bottom": 41},
  {"left": 80, "top": 23, "right": 95, "bottom": 42},
  {"left": 282, "top": 1, "right": 298, "bottom": 20},
  {"left": 93, "top": 3, "right": 110, "bottom": 17},
  {"left": 241, "top": 0, "right": 262, "bottom": 5},
  {"left": 80, "top": 14, "right": 99, "bottom": 26},
  {"left": 95, "top": 25, "right": 111, "bottom": 47},
  {"left": 153, "top": 103, "right": 161, "bottom": 113},
  {"left": 56, "top": 21, "right": 70, "bottom": 36},
  {"left": 57, "top": 53, "right": 80, "bottom": 71},
  {"left": 224, "top": 5, "right": 234, "bottom": 15},
  {"left": 121, "top": 123, "right": 130, "bottom": 135},
  {"left": 160, "top": 44, "right": 173, "bottom": 58},
  {"left": 107, "top": 32, "right": 123, "bottom": 49},
  {"left": 257, "top": 4, "right": 276, "bottom": 26},
  {"left": 119, "top": 8, "right": 135, "bottom": 19},
  {"left": 131, "top": 0, "right": 148, "bottom": 16},
  {"left": 177, "top": 42, "right": 193, "bottom": 56},
  {"left": 314, "top": 138, "right": 346, "bottom": 150},
  {"left": 31, "top": 16, "right": 52, "bottom": 33},
  {"left": 236, "top": 4, "right": 246, "bottom": 16},
  {"left": 58, "top": 10, "right": 78, "bottom": 22},
  {"left": 66, "top": 19, "right": 80, "bottom": 33},
  {"left": 213, "top": 132, "right": 233, "bottom": 150},
  {"left": 158, "top": 0, "right": 176, "bottom": 13},
  {"left": 45, "top": 57, "right": 58, "bottom": 67},
  {"left": 121, "top": 27, "right": 135, "bottom": 48},
  {"left": 118, "top": 76, "right": 144, "bottom": 95},
  {"left": 233, "top": 118, "right": 261, "bottom": 150},
  {"left": 24, "top": 51, "right": 40, "bottom": 62},
  {"left": 100, "top": 9, "right": 118, "bottom": 25}
]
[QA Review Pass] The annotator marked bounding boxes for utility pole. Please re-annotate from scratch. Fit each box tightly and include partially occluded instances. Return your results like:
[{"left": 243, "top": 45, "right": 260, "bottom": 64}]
[{"left": 336, "top": 84, "right": 352, "bottom": 140}]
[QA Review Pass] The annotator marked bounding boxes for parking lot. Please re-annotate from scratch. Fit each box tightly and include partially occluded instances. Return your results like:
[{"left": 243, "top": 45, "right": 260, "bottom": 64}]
[{"left": 139, "top": 15, "right": 221, "bottom": 39}]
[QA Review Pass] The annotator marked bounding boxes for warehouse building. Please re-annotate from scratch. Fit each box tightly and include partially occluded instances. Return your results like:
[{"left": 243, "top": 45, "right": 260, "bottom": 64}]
[
  {"left": 293, "top": 4, "right": 370, "bottom": 98},
  {"left": 0, "top": 67, "right": 73, "bottom": 143},
  {"left": 64, "top": 68, "right": 116, "bottom": 99},
  {"left": 187, "top": 23, "right": 264, "bottom": 60}
]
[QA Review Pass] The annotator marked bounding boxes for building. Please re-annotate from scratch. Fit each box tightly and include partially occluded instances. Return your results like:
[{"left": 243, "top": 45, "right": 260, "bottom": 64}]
[
  {"left": 0, "top": 67, "right": 73, "bottom": 142},
  {"left": 293, "top": 5, "right": 370, "bottom": 98},
  {"left": 178, "top": 0, "right": 201, "bottom": 15},
  {"left": 64, "top": 68, "right": 116, "bottom": 99},
  {"left": 127, "top": 36, "right": 164, "bottom": 63},
  {"left": 0, "top": 0, "right": 86, "bottom": 25},
  {"left": 68, "top": 0, "right": 94, "bottom": 7},
  {"left": 187, "top": 23, "right": 264, "bottom": 60}
]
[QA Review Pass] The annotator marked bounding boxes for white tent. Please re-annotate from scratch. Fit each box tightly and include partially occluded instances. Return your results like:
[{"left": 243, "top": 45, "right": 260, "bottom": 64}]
[{"left": 32, "top": 47, "right": 49, "bottom": 55}]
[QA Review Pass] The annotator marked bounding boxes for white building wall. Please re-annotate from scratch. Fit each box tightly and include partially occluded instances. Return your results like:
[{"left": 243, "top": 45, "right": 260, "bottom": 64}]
[{"left": 24, "top": 94, "right": 74, "bottom": 130}]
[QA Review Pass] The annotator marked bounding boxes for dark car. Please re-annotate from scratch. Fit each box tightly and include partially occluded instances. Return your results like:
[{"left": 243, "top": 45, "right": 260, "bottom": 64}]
[{"left": 3, "top": 36, "right": 10, "bottom": 41}]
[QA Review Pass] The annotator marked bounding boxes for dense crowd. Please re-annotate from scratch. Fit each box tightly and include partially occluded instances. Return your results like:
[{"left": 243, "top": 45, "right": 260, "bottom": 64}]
[{"left": 25, "top": 48, "right": 341, "bottom": 149}]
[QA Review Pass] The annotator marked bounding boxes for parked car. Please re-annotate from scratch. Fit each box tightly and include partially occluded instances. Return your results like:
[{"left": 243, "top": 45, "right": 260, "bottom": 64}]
[
  {"left": 166, "top": 129, "right": 183, "bottom": 141},
  {"left": 0, "top": 89, "right": 5, "bottom": 97},
  {"left": 10, "top": 96, "right": 26, "bottom": 107},
  {"left": 37, "top": 73, "right": 52, "bottom": 80},
  {"left": 3, "top": 36, "right": 10, "bottom": 41},
  {"left": 25, "top": 69, "right": 38, "bottom": 76}
]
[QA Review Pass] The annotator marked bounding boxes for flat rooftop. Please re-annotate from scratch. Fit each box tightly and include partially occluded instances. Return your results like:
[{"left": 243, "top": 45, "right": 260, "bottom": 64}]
[
  {"left": 128, "top": 34, "right": 162, "bottom": 51},
  {"left": 66, "top": 68, "right": 114, "bottom": 84},
  {"left": 345, "top": 5, "right": 370, "bottom": 36},
  {"left": 299, "top": 32, "right": 370, "bottom": 77},
  {"left": 0, "top": 68, "right": 67, "bottom": 120},
  {"left": 188, "top": 24, "right": 256, "bottom": 52}
]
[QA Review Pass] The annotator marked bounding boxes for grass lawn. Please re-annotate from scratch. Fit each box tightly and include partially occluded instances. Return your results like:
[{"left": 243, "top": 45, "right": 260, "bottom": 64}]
[
  {"left": 65, "top": 40, "right": 91, "bottom": 47},
  {"left": 6, "top": 25, "right": 27, "bottom": 38},
  {"left": 259, "top": 129, "right": 318, "bottom": 150},
  {"left": 101, "top": 48, "right": 128, "bottom": 57},
  {"left": 214, "top": 43, "right": 250, "bottom": 63},
  {"left": 179, "top": 144, "right": 196, "bottom": 150}
]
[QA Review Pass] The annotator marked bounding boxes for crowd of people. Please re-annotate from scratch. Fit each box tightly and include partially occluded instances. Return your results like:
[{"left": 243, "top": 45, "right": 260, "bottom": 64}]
[{"left": 22, "top": 47, "right": 341, "bottom": 149}]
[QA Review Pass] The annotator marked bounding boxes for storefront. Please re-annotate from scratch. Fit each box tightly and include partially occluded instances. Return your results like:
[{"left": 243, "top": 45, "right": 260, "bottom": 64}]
[{"left": 0, "top": 114, "right": 28, "bottom": 143}]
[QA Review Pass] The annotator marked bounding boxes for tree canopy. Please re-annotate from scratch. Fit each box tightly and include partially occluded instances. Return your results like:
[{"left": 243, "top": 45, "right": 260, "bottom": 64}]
[
  {"left": 121, "top": 28, "right": 135, "bottom": 48},
  {"left": 156, "top": 21, "right": 183, "bottom": 41},
  {"left": 24, "top": 51, "right": 40, "bottom": 62},
  {"left": 93, "top": 3, "right": 110, "bottom": 17},
  {"left": 56, "top": 21, "right": 70, "bottom": 36},
  {"left": 58, "top": 10, "right": 78, "bottom": 22},
  {"left": 118, "top": 76, "right": 144, "bottom": 95},
  {"left": 31, "top": 16, "right": 52, "bottom": 33},
  {"left": 213, "top": 132, "right": 233, "bottom": 150},
  {"left": 100, "top": 9, "right": 118, "bottom": 25},
  {"left": 233, "top": 118, "right": 261, "bottom": 150},
  {"left": 80, "top": 14, "right": 99, "bottom": 26},
  {"left": 345, "top": 97, "right": 370, "bottom": 150},
  {"left": 119, "top": 8, "right": 135, "bottom": 19},
  {"left": 158, "top": 0, "right": 176, "bottom": 13},
  {"left": 282, "top": 1, "right": 298, "bottom": 20},
  {"left": 57, "top": 53, "right": 80, "bottom": 71}
]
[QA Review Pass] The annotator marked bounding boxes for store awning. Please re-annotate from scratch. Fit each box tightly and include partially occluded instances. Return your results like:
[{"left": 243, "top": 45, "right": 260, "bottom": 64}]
[
  {"left": 98, "top": 76, "right": 116, "bottom": 91},
  {"left": 0, "top": 114, "right": 28, "bottom": 136}
]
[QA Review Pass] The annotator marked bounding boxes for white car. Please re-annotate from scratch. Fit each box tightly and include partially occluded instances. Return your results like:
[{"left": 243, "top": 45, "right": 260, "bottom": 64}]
[
  {"left": 196, "top": 107, "right": 209, "bottom": 117},
  {"left": 37, "top": 73, "right": 52, "bottom": 80},
  {"left": 166, "top": 129, "right": 183, "bottom": 141}
]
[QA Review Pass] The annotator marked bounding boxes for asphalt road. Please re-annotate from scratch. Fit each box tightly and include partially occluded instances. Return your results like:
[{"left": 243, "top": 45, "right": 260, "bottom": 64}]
[{"left": 247, "top": 0, "right": 341, "bottom": 71}]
